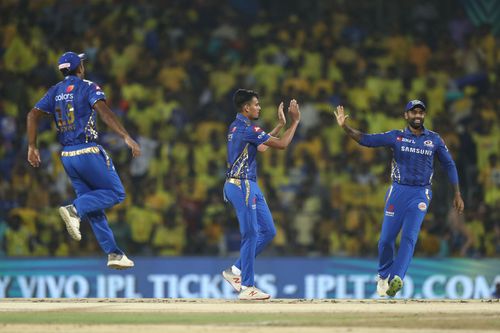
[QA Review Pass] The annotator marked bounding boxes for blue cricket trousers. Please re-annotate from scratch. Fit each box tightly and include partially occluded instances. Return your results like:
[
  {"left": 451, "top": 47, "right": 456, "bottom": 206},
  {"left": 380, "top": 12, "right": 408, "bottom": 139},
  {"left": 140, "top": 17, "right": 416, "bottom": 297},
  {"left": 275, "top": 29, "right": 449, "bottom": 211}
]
[
  {"left": 61, "top": 142, "right": 125, "bottom": 255},
  {"left": 224, "top": 179, "right": 276, "bottom": 287},
  {"left": 378, "top": 182, "right": 432, "bottom": 280}
]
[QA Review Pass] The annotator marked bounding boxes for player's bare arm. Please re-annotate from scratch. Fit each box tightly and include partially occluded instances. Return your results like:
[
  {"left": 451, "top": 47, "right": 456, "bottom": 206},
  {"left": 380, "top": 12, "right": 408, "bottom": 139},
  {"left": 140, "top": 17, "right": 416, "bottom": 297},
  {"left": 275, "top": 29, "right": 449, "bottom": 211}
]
[
  {"left": 27, "top": 108, "right": 49, "bottom": 167},
  {"left": 269, "top": 101, "right": 286, "bottom": 136},
  {"left": 264, "top": 99, "right": 300, "bottom": 150},
  {"left": 93, "top": 100, "right": 142, "bottom": 157},
  {"left": 334, "top": 105, "right": 363, "bottom": 143},
  {"left": 258, "top": 102, "right": 287, "bottom": 152},
  {"left": 453, "top": 184, "right": 465, "bottom": 214}
]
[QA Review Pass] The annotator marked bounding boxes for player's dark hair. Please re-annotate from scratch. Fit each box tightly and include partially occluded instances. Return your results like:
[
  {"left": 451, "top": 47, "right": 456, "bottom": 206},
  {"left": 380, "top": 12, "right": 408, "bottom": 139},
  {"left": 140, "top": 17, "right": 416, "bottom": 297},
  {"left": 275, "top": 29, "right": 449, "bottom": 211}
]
[
  {"left": 233, "top": 89, "right": 258, "bottom": 111},
  {"left": 60, "top": 68, "right": 78, "bottom": 77}
]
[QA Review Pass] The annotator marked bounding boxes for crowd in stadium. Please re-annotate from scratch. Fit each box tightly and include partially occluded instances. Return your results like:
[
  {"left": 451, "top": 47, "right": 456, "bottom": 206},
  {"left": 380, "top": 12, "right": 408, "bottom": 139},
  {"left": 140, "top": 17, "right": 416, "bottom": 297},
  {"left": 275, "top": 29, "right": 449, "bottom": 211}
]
[{"left": 0, "top": 0, "right": 499, "bottom": 258}]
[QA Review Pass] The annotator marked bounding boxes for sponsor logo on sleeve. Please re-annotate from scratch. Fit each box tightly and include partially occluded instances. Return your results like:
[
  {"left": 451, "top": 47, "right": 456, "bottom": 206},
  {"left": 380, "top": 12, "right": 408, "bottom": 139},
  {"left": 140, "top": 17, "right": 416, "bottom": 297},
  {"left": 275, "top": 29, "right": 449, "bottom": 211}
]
[
  {"left": 385, "top": 204, "right": 395, "bottom": 217},
  {"left": 418, "top": 202, "right": 427, "bottom": 211}
]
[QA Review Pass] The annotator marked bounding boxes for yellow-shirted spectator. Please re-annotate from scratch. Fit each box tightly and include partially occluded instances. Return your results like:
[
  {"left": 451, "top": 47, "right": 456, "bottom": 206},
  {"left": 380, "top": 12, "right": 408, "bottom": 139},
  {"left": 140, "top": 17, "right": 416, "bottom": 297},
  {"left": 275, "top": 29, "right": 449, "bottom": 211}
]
[
  {"left": 152, "top": 214, "right": 186, "bottom": 256},
  {"left": 4, "top": 36, "right": 37, "bottom": 73},
  {"left": 126, "top": 204, "right": 161, "bottom": 245},
  {"left": 408, "top": 38, "right": 432, "bottom": 75},
  {"left": 479, "top": 154, "right": 500, "bottom": 206}
]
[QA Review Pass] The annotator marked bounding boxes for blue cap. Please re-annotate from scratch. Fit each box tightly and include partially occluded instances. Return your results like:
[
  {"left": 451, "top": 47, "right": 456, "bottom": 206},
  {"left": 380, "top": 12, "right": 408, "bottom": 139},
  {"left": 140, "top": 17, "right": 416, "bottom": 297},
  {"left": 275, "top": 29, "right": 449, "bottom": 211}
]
[
  {"left": 405, "top": 99, "right": 426, "bottom": 111},
  {"left": 58, "top": 52, "right": 85, "bottom": 71}
]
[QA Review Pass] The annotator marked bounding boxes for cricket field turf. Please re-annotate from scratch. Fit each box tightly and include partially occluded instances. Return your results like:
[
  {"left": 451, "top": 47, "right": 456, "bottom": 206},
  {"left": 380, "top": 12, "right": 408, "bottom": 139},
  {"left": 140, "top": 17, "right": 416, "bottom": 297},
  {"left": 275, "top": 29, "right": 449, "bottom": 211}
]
[{"left": 0, "top": 298, "right": 499, "bottom": 333}]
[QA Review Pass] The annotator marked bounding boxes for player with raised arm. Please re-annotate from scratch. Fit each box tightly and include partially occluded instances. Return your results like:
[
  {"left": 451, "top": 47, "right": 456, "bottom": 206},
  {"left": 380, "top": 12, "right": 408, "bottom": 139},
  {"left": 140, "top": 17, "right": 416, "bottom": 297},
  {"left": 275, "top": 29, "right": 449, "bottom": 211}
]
[
  {"left": 27, "top": 52, "right": 141, "bottom": 269},
  {"left": 334, "top": 100, "right": 464, "bottom": 297},
  {"left": 222, "top": 89, "right": 300, "bottom": 300}
]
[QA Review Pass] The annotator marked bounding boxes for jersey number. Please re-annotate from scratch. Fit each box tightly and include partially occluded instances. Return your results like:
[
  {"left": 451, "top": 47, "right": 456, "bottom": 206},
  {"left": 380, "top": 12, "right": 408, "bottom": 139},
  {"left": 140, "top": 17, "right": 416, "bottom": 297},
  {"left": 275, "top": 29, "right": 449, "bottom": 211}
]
[{"left": 55, "top": 102, "right": 75, "bottom": 127}]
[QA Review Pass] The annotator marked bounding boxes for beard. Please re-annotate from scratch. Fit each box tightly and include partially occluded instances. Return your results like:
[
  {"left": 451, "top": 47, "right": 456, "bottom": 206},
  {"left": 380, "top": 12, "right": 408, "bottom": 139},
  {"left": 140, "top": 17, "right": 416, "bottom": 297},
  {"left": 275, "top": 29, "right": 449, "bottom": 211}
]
[{"left": 409, "top": 118, "right": 424, "bottom": 129}]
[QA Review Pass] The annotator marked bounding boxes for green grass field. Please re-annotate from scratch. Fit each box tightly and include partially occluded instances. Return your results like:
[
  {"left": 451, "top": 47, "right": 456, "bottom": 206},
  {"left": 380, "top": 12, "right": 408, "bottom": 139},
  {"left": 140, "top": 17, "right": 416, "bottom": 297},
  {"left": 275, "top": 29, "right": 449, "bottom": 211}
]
[{"left": 0, "top": 299, "right": 499, "bottom": 333}]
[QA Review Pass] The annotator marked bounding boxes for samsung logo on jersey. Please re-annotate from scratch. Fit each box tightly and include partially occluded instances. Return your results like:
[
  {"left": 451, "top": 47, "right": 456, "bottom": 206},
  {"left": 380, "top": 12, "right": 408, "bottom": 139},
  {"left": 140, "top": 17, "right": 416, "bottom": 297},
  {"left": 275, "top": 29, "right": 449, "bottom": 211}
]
[
  {"left": 55, "top": 93, "right": 74, "bottom": 101},
  {"left": 401, "top": 146, "right": 432, "bottom": 156}
]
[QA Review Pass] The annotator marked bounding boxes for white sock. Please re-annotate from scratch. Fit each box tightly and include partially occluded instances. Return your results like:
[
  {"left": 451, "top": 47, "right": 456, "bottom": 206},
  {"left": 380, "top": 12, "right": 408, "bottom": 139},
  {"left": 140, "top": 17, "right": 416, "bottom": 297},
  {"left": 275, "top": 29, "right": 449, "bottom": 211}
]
[
  {"left": 241, "top": 285, "right": 248, "bottom": 290},
  {"left": 231, "top": 265, "right": 241, "bottom": 276}
]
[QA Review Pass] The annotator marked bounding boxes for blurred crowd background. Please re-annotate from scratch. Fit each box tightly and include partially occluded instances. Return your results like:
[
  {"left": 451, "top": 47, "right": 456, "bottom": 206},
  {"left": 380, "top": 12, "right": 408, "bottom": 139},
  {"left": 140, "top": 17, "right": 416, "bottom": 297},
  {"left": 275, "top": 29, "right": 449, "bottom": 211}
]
[{"left": 0, "top": 0, "right": 499, "bottom": 258}]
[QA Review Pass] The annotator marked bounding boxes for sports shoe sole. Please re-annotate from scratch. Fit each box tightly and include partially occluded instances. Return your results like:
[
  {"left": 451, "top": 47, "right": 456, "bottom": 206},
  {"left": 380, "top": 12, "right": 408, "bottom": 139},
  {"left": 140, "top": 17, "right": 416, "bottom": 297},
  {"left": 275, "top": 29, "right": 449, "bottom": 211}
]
[
  {"left": 107, "top": 262, "right": 134, "bottom": 270},
  {"left": 238, "top": 294, "right": 271, "bottom": 301},
  {"left": 386, "top": 276, "right": 403, "bottom": 297},
  {"left": 59, "top": 207, "right": 81, "bottom": 241}
]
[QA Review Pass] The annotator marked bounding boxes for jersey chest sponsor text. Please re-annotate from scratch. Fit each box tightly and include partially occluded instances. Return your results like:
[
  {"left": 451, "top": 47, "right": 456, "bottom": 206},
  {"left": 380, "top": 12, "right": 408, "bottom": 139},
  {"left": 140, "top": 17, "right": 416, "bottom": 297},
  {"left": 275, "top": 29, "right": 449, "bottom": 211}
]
[
  {"left": 400, "top": 145, "right": 433, "bottom": 156},
  {"left": 55, "top": 93, "right": 74, "bottom": 102}
]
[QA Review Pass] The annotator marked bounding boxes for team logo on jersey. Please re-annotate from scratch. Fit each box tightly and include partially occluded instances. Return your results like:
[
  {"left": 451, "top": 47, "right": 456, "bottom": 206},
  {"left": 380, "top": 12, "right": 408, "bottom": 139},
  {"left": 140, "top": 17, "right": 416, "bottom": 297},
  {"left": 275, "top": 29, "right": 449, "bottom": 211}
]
[
  {"left": 231, "top": 127, "right": 237, "bottom": 133},
  {"left": 423, "top": 140, "right": 434, "bottom": 148},
  {"left": 397, "top": 136, "right": 415, "bottom": 144},
  {"left": 253, "top": 126, "right": 262, "bottom": 132},
  {"left": 66, "top": 85, "right": 74, "bottom": 93},
  {"left": 418, "top": 202, "right": 427, "bottom": 211},
  {"left": 385, "top": 204, "right": 395, "bottom": 217}
]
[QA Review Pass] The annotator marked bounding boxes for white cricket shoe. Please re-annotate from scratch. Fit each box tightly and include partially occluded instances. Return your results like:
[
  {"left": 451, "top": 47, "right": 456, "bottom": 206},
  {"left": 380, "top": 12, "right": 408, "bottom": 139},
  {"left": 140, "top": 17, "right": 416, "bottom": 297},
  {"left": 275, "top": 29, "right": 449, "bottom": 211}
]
[
  {"left": 238, "top": 286, "right": 270, "bottom": 300},
  {"left": 386, "top": 275, "right": 403, "bottom": 297},
  {"left": 59, "top": 205, "right": 81, "bottom": 241},
  {"left": 222, "top": 268, "right": 241, "bottom": 292},
  {"left": 376, "top": 274, "right": 389, "bottom": 297},
  {"left": 107, "top": 253, "right": 134, "bottom": 270}
]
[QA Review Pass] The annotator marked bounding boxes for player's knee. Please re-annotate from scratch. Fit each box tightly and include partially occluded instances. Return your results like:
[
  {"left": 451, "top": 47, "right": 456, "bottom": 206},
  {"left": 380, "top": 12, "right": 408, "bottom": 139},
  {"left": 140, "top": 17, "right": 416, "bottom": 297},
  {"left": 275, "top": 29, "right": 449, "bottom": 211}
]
[
  {"left": 401, "top": 235, "right": 416, "bottom": 248},
  {"left": 265, "top": 228, "right": 276, "bottom": 241},
  {"left": 378, "top": 238, "right": 393, "bottom": 248},
  {"left": 241, "top": 229, "right": 258, "bottom": 240},
  {"left": 115, "top": 189, "right": 126, "bottom": 204}
]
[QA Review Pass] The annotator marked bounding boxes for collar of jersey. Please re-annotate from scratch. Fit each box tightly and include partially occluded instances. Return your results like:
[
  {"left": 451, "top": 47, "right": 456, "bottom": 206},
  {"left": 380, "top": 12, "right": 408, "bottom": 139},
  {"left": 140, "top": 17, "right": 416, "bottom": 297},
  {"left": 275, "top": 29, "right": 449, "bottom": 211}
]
[
  {"left": 404, "top": 126, "right": 429, "bottom": 136},
  {"left": 236, "top": 113, "right": 251, "bottom": 126}
]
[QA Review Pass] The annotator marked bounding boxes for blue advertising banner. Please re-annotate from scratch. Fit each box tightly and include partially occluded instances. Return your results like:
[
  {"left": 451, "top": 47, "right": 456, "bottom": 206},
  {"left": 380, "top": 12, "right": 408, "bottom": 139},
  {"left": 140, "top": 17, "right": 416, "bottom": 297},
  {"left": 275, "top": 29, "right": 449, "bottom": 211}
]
[{"left": 0, "top": 257, "right": 499, "bottom": 299}]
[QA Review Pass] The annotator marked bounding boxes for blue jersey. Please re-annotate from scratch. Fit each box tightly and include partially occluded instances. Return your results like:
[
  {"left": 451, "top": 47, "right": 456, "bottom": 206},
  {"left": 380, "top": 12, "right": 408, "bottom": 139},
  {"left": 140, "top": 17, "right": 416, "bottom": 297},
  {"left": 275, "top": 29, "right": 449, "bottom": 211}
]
[
  {"left": 360, "top": 127, "right": 458, "bottom": 186},
  {"left": 226, "top": 113, "right": 270, "bottom": 181},
  {"left": 34, "top": 75, "right": 106, "bottom": 146}
]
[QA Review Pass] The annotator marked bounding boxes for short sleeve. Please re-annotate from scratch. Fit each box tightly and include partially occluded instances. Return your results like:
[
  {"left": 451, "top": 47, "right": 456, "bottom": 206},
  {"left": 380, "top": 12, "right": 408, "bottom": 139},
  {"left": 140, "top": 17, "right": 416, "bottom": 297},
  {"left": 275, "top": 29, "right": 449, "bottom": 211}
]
[
  {"left": 244, "top": 125, "right": 270, "bottom": 146},
  {"left": 87, "top": 82, "right": 106, "bottom": 107},
  {"left": 34, "top": 86, "right": 56, "bottom": 114}
]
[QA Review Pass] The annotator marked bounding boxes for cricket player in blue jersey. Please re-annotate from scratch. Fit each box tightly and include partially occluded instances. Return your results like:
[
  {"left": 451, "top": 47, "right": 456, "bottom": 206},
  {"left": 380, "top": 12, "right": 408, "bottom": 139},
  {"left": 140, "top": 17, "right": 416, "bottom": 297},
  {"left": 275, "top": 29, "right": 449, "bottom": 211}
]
[
  {"left": 27, "top": 51, "right": 141, "bottom": 269},
  {"left": 222, "top": 89, "right": 300, "bottom": 300},
  {"left": 335, "top": 100, "right": 464, "bottom": 297}
]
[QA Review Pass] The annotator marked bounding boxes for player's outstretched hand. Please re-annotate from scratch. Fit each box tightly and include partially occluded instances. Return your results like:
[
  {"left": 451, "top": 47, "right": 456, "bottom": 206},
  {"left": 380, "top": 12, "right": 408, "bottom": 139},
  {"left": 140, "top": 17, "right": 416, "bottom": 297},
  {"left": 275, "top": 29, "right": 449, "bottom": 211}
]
[
  {"left": 27, "top": 146, "right": 41, "bottom": 167},
  {"left": 334, "top": 105, "right": 349, "bottom": 127},
  {"left": 288, "top": 99, "right": 300, "bottom": 124},
  {"left": 453, "top": 192, "right": 464, "bottom": 214},
  {"left": 125, "top": 136, "right": 141, "bottom": 157},
  {"left": 277, "top": 102, "right": 286, "bottom": 126}
]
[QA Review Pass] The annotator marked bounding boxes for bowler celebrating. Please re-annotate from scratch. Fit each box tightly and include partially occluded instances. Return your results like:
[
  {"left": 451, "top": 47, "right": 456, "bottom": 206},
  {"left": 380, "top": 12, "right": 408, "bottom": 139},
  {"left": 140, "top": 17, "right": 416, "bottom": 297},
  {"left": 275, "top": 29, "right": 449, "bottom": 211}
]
[
  {"left": 27, "top": 51, "right": 141, "bottom": 269},
  {"left": 222, "top": 89, "right": 300, "bottom": 300},
  {"left": 334, "top": 100, "right": 464, "bottom": 297}
]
